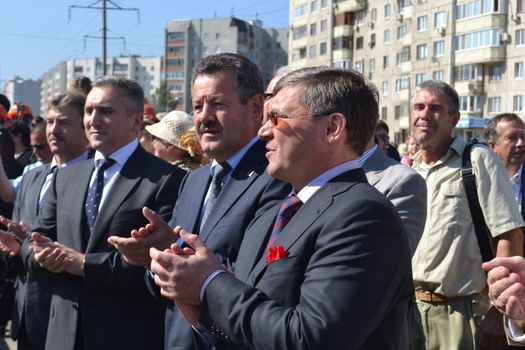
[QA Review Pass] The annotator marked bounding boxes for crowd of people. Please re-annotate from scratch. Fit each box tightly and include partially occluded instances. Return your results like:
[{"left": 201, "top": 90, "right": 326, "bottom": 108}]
[{"left": 0, "top": 52, "right": 524, "bottom": 350}]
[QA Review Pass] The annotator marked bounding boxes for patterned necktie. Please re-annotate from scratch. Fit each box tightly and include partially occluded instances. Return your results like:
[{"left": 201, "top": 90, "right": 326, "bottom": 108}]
[
  {"left": 266, "top": 194, "right": 303, "bottom": 249},
  {"left": 85, "top": 158, "right": 115, "bottom": 234},
  {"left": 199, "top": 162, "right": 232, "bottom": 231}
]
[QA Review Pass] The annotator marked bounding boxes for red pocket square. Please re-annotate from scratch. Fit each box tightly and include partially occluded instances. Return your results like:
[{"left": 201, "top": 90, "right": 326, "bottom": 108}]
[{"left": 266, "top": 246, "right": 287, "bottom": 264}]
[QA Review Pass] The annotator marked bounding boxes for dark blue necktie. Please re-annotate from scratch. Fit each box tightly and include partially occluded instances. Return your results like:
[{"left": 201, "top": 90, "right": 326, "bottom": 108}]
[
  {"left": 85, "top": 158, "right": 115, "bottom": 234},
  {"left": 266, "top": 194, "right": 303, "bottom": 250},
  {"left": 199, "top": 162, "right": 231, "bottom": 232}
]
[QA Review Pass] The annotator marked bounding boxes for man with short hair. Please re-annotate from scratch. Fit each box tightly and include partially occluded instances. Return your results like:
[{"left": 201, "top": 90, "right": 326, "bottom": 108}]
[
  {"left": 108, "top": 53, "right": 290, "bottom": 350},
  {"left": 0, "top": 91, "right": 90, "bottom": 350},
  {"left": 150, "top": 67, "right": 412, "bottom": 349},
  {"left": 409, "top": 80, "right": 524, "bottom": 349},
  {"left": 21, "top": 77, "right": 186, "bottom": 350}
]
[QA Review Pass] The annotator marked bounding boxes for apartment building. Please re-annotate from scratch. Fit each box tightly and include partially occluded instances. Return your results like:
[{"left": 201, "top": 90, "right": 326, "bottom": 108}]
[
  {"left": 40, "top": 55, "right": 163, "bottom": 117},
  {"left": 3, "top": 76, "right": 41, "bottom": 116},
  {"left": 165, "top": 17, "right": 288, "bottom": 112},
  {"left": 290, "top": 0, "right": 524, "bottom": 144}
]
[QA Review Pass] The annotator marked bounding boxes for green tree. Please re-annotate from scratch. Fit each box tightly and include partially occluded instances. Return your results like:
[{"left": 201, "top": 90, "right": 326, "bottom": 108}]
[{"left": 151, "top": 80, "right": 171, "bottom": 112}]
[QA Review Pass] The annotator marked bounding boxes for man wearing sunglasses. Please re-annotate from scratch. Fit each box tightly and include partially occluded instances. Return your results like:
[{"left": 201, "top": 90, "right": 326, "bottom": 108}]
[
  {"left": 149, "top": 67, "right": 412, "bottom": 349},
  {"left": 108, "top": 53, "right": 290, "bottom": 350}
]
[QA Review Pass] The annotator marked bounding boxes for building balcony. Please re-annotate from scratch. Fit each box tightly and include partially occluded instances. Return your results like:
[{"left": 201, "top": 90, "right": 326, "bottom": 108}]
[
  {"left": 402, "top": 33, "right": 412, "bottom": 46},
  {"left": 454, "top": 80, "right": 484, "bottom": 95},
  {"left": 334, "top": 0, "right": 366, "bottom": 15},
  {"left": 455, "top": 47, "right": 505, "bottom": 64},
  {"left": 401, "top": 5, "right": 413, "bottom": 20},
  {"left": 400, "top": 61, "right": 412, "bottom": 73},
  {"left": 334, "top": 25, "right": 353, "bottom": 37},
  {"left": 333, "top": 49, "right": 352, "bottom": 60},
  {"left": 291, "top": 37, "right": 308, "bottom": 49},
  {"left": 456, "top": 13, "right": 506, "bottom": 33},
  {"left": 398, "top": 89, "right": 410, "bottom": 101},
  {"left": 290, "top": 57, "right": 308, "bottom": 67}
]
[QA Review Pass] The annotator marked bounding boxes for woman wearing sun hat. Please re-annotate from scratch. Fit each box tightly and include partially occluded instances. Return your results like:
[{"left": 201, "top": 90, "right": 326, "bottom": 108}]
[{"left": 145, "top": 110, "right": 205, "bottom": 171}]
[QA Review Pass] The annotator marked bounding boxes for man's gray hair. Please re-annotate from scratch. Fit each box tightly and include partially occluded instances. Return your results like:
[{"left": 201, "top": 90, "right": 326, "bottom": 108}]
[
  {"left": 412, "top": 80, "right": 460, "bottom": 116},
  {"left": 274, "top": 66, "right": 379, "bottom": 155}
]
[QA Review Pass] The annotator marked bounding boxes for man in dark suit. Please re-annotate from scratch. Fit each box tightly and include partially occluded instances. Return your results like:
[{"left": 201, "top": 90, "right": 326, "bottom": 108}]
[
  {"left": 20, "top": 77, "right": 185, "bottom": 350},
  {"left": 108, "top": 53, "right": 290, "bottom": 350},
  {"left": 150, "top": 67, "right": 413, "bottom": 349},
  {"left": 0, "top": 91, "right": 90, "bottom": 350}
]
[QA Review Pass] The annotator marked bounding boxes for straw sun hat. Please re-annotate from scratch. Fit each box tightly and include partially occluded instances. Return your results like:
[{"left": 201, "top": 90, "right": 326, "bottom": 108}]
[{"left": 145, "top": 110, "right": 194, "bottom": 151}]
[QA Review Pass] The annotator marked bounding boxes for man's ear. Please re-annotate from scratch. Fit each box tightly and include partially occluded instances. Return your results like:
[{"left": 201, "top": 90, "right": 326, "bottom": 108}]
[
  {"left": 326, "top": 113, "right": 346, "bottom": 142},
  {"left": 249, "top": 94, "right": 265, "bottom": 125}
]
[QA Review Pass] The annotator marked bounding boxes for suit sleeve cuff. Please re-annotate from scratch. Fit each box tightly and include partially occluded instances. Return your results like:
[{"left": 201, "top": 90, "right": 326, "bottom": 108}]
[
  {"left": 200, "top": 269, "right": 225, "bottom": 302},
  {"left": 506, "top": 316, "right": 525, "bottom": 343}
]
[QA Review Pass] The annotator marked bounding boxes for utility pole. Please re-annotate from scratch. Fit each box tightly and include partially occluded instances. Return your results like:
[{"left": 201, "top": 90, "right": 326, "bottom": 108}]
[{"left": 69, "top": 1, "right": 140, "bottom": 75}]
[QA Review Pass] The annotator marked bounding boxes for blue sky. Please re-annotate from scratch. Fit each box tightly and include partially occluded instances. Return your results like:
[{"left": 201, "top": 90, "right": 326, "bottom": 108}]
[{"left": 0, "top": 0, "right": 289, "bottom": 89}]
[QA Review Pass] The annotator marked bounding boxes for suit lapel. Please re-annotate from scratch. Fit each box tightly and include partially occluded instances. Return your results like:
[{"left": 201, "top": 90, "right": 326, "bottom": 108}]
[
  {"left": 245, "top": 169, "right": 367, "bottom": 286},
  {"left": 68, "top": 161, "right": 95, "bottom": 251},
  {"left": 86, "top": 147, "right": 145, "bottom": 252},
  {"left": 199, "top": 140, "right": 268, "bottom": 242},
  {"left": 520, "top": 166, "right": 525, "bottom": 221}
]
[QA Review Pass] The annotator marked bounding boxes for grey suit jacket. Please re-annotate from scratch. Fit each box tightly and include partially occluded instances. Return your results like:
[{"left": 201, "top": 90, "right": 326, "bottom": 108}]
[
  {"left": 21, "top": 146, "right": 186, "bottom": 350},
  {"left": 199, "top": 169, "right": 413, "bottom": 349},
  {"left": 11, "top": 164, "right": 52, "bottom": 349},
  {"left": 164, "top": 139, "right": 291, "bottom": 350},
  {"left": 362, "top": 146, "right": 427, "bottom": 255}
]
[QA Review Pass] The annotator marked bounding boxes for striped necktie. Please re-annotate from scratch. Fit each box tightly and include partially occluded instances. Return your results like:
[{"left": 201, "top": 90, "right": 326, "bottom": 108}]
[{"left": 266, "top": 194, "right": 303, "bottom": 249}]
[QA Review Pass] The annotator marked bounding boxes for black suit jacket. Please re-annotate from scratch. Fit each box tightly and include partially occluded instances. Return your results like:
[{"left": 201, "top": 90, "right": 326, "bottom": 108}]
[
  {"left": 200, "top": 169, "right": 413, "bottom": 349},
  {"left": 21, "top": 146, "right": 185, "bottom": 350},
  {"left": 164, "top": 139, "right": 291, "bottom": 350},
  {"left": 11, "top": 164, "right": 53, "bottom": 349}
]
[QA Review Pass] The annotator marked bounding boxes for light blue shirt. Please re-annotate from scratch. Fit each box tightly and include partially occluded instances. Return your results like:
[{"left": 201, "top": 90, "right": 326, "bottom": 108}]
[{"left": 356, "top": 144, "right": 378, "bottom": 168}]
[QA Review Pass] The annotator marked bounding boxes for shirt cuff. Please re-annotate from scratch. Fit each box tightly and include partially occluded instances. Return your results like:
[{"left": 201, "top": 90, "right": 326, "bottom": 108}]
[
  {"left": 506, "top": 316, "right": 525, "bottom": 342},
  {"left": 200, "top": 269, "right": 225, "bottom": 302}
]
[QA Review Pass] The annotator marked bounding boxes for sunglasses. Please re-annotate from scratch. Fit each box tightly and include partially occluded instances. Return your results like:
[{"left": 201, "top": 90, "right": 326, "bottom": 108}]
[
  {"left": 266, "top": 110, "right": 331, "bottom": 126},
  {"left": 30, "top": 144, "right": 45, "bottom": 150}
]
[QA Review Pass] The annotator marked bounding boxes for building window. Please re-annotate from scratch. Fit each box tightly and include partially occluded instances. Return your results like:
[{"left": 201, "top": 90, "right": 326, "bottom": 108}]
[
  {"left": 488, "top": 96, "right": 502, "bottom": 114},
  {"left": 383, "top": 55, "right": 390, "bottom": 69},
  {"left": 293, "top": 25, "right": 308, "bottom": 39},
  {"left": 489, "top": 64, "right": 503, "bottom": 82},
  {"left": 320, "top": 19, "right": 328, "bottom": 32},
  {"left": 517, "top": 29, "right": 525, "bottom": 46},
  {"left": 311, "top": 1, "right": 317, "bottom": 12},
  {"left": 370, "top": 8, "right": 377, "bottom": 21},
  {"left": 166, "top": 71, "right": 185, "bottom": 79},
  {"left": 454, "top": 64, "right": 483, "bottom": 81},
  {"left": 381, "top": 107, "right": 388, "bottom": 120},
  {"left": 434, "top": 11, "right": 447, "bottom": 28},
  {"left": 433, "top": 40, "right": 445, "bottom": 57},
  {"left": 168, "top": 45, "right": 185, "bottom": 53},
  {"left": 397, "top": 25, "right": 407, "bottom": 39},
  {"left": 454, "top": 29, "right": 500, "bottom": 51},
  {"left": 167, "top": 59, "right": 184, "bottom": 66},
  {"left": 168, "top": 84, "right": 184, "bottom": 92},
  {"left": 382, "top": 81, "right": 389, "bottom": 95},
  {"left": 384, "top": 29, "right": 390, "bottom": 44},
  {"left": 309, "top": 45, "right": 317, "bottom": 58},
  {"left": 334, "top": 36, "right": 351, "bottom": 49},
  {"left": 310, "top": 23, "right": 317, "bottom": 36},
  {"left": 355, "top": 60, "right": 364, "bottom": 73},
  {"left": 395, "top": 74, "right": 410, "bottom": 92},
  {"left": 460, "top": 95, "right": 483, "bottom": 112},
  {"left": 369, "top": 33, "right": 376, "bottom": 48},
  {"left": 514, "top": 95, "right": 524, "bottom": 112},
  {"left": 356, "top": 37, "right": 364, "bottom": 49},
  {"left": 417, "top": 15, "right": 428, "bottom": 31},
  {"left": 385, "top": 4, "right": 391, "bottom": 18},
  {"left": 519, "top": 0, "right": 525, "bottom": 12},
  {"left": 299, "top": 47, "right": 307, "bottom": 59},
  {"left": 515, "top": 62, "right": 524, "bottom": 79},
  {"left": 416, "top": 72, "right": 428, "bottom": 86},
  {"left": 294, "top": 3, "right": 308, "bottom": 18},
  {"left": 456, "top": 0, "right": 505, "bottom": 20},
  {"left": 417, "top": 44, "right": 428, "bottom": 59},
  {"left": 320, "top": 42, "right": 327, "bottom": 55},
  {"left": 370, "top": 58, "right": 376, "bottom": 72},
  {"left": 321, "top": 0, "right": 328, "bottom": 8},
  {"left": 356, "top": 11, "right": 366, "bottom": 26},
  {"left": 395, "top": 105, "right": 401, "bottom": 119},
  {"left": 433, "top": 70, "right": 444, "bottom": 81},
  {"left": 167, "top": 32, "right": 185, "bottom": 40},
  {"left": 396, "top": 46, "right": 411, "bottom": 65}
]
